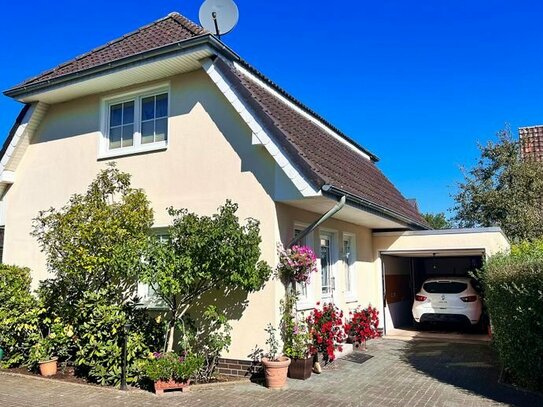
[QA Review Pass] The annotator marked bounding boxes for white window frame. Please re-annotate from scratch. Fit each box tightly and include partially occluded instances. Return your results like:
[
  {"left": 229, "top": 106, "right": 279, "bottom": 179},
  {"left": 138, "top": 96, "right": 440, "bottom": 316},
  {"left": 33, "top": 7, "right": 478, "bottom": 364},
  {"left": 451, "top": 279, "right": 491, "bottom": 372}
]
[
  {"left": 319, "top": 229, "right": 337, "bottom": 302},
  {"left": 343, "top": 233, "right": 357, "bottom": 303},
  {"left": 99, "top": 83, "right": 170, "bottom": 159},
  {"left": 293, "top": 223, "right": 314, "bottom": 311}
]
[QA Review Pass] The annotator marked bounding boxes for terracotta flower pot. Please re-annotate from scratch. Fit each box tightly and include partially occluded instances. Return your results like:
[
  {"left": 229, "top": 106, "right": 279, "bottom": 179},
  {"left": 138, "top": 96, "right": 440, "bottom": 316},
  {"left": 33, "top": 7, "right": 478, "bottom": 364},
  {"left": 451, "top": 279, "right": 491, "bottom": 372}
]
[
  {"left": 288, "top": 356, "right": 312, "bottom": 380},
  {"left": 38, "top": 358, "right": 58, "bottom": 377},
  {"left": 262, "top": 356, "right": 291, "bottom": 389},
  {"left": 153, "top": 379, "right": 191, "bottom": 395}
]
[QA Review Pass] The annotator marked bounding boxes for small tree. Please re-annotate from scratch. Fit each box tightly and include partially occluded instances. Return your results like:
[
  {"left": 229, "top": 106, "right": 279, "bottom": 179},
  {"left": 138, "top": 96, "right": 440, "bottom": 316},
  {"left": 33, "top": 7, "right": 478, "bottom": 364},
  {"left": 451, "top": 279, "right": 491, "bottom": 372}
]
[
  {"left": 32, "top": 163, "right": 154, "bottom": 309},
  {"left": 142, "top": 200, "right": 272, "bottom": 351},
  {"left": 422, "top": 212, "right": 451, "bottom": 230},
  {"left": 452, "top": 126, "right": 543, "bottom": 241}
]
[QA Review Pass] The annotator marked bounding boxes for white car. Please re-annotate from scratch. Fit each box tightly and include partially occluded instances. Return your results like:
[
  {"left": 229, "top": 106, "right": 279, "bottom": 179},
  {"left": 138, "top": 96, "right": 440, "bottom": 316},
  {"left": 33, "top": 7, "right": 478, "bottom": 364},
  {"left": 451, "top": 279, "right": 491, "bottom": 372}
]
[{"left": 412, "top": 277, "right": 482, "bottom": 327}]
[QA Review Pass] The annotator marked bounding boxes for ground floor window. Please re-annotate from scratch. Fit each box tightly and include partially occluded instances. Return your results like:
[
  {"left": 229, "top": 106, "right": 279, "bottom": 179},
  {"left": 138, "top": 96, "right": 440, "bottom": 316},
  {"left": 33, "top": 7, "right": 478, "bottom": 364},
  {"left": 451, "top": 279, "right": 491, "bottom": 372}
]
[{"left": 320, "top": 232, "right": 333, "bottom": 297}]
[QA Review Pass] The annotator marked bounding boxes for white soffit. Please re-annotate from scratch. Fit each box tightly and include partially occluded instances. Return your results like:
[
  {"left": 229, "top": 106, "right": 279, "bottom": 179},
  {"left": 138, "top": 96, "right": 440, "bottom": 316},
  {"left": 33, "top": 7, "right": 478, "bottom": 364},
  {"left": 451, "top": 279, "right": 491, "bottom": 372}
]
[
  {"left": 232, "top": 62, "right": 372, "bottom": 162},
  {"left": 18, "top": 46, "right": 214, "bottom": 104},
  {"left": 1, "top": 102, "right": 49, "bottom": 177},
  {"left": 201, "top": 58, "right": 320, "bottom": 198}
]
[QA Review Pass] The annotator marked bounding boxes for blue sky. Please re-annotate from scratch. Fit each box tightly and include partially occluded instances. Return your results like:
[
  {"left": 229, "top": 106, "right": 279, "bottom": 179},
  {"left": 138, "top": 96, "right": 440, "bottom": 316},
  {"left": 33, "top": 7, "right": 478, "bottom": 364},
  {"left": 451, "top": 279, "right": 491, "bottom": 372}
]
[{"left": 1, "top": 1, "right": 542, "bottom": 215}]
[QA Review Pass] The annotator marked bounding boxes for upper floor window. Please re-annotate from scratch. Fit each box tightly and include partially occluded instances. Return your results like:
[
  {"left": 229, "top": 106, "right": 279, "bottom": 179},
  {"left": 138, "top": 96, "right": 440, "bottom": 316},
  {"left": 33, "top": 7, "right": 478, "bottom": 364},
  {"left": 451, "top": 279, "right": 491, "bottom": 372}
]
[{"left": 100, "top": 84, "right": 169, "bottom": 158}]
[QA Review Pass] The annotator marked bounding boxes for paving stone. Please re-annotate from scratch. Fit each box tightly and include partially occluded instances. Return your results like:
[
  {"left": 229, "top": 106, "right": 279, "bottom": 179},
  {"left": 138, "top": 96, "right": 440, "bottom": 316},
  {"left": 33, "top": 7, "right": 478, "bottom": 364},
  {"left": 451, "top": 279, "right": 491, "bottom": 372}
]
[{"left": 1, "top": 339, "right": 542, "bottom": 406}]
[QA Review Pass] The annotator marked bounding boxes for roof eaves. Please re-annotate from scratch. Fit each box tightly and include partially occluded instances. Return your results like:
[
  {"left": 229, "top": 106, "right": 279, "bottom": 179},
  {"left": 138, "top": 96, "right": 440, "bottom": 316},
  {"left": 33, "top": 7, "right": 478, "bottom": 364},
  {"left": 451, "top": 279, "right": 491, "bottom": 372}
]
[
  {"left": 323, "top": 185, "right": 430, "bottom": 230},
  {"left": 3, "top": 34, "right": 237, "bottom": 99},
  {"left": 0, "top": 103, "right": 31, "bottom": 167}
]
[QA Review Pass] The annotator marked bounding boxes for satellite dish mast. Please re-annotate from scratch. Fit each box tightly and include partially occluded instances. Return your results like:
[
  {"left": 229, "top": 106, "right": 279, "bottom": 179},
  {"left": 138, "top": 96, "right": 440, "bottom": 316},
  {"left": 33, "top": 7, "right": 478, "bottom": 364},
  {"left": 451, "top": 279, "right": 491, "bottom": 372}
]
[{"left": 199, "top": 0, "right": 239, "bottom": 39}]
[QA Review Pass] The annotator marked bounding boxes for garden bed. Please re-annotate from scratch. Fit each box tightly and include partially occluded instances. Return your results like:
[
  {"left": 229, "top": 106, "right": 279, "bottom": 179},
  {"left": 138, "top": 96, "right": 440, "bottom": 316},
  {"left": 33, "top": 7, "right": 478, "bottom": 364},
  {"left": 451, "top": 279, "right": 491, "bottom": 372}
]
[{"left": 1, "top": 366, "right": 246, "bottom": 390}]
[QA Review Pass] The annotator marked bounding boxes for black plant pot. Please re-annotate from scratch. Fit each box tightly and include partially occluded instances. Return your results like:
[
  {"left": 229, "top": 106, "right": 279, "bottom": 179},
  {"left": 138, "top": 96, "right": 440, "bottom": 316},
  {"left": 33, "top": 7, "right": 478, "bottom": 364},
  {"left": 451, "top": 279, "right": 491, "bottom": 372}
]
[{"left": 288, "top": 356, "right": 313, "bottom": 380}]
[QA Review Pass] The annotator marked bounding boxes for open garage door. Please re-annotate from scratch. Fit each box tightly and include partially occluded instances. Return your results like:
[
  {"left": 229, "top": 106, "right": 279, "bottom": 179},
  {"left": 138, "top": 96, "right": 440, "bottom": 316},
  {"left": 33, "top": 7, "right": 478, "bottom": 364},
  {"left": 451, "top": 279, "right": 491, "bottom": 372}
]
[{"left": 381, "top": 249, "right": 484, "bottom": 335}]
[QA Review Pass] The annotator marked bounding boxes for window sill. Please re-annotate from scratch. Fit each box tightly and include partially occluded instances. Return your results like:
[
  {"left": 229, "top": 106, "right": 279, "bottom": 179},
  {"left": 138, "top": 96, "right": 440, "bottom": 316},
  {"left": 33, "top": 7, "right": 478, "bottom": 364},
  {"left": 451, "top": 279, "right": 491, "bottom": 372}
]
[
  {"left": 98, "top": 141, "right": 167, "bottom": 160},
  {"left": 345, "top": 295, "right": 358, "bottom": 304},
  {"left": 296, "top": 300, "right": 315, "bottom": 311}
]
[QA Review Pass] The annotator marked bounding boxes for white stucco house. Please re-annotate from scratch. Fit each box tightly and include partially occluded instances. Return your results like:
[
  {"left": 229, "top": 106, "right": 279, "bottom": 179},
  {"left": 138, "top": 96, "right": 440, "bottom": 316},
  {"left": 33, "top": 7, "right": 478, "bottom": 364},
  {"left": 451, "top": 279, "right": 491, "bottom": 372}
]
[{"left": 0, "top": 12, "right": 508, "bottom": 374}]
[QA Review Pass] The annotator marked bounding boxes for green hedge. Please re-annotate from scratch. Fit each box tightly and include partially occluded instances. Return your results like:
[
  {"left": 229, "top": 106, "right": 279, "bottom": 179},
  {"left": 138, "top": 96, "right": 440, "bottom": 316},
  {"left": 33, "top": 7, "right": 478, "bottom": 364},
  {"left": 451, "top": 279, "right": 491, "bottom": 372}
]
[
  {"left": 482, "top": 241, "right": 543, "bottom": 390},
  {"left": 0, "top": 264, "right": 42, "bottom": 367}
]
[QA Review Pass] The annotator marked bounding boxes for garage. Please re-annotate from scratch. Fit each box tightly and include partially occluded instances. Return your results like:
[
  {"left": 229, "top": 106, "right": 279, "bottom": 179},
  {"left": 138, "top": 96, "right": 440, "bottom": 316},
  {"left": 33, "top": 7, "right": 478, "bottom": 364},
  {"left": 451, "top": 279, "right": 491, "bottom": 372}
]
[{"left": 373, "top": 228, "right": 510, "bottom": 339}]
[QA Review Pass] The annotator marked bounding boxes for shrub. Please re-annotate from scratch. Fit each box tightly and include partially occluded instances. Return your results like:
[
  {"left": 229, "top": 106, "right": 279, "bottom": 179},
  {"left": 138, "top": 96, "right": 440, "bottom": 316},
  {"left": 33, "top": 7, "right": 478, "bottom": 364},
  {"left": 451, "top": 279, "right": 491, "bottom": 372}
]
[
  {"left": 280, "top": 291, "right": 311, "bottom": 360},
  {"left": 71, "top": 290, "right": 162, "bottom": 386},
  {"left": 306, "top": 302, "right": 346, "bottom": 363},
  {"left": 140, "top": 352, "right": 204, "bottom": 382},
  {"left": 482, "top": 240, "right": 543, "bottom": 390},
  {"left": 344, "top": 305, "right": 381, "bottom": 345},
  {"left": 0, "top": 265, "right": 42, "bottom": 367},
  {"left": 179, "top": 305, "right": 232, "bottom": 382}
]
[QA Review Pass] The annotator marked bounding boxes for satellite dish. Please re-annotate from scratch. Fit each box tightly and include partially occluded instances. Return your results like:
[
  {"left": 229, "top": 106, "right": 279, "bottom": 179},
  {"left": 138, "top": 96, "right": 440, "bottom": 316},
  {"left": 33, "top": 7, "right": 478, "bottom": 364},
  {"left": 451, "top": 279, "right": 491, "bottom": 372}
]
[{"left": 199, "top": 0, "right": 239, "bottom": 38}]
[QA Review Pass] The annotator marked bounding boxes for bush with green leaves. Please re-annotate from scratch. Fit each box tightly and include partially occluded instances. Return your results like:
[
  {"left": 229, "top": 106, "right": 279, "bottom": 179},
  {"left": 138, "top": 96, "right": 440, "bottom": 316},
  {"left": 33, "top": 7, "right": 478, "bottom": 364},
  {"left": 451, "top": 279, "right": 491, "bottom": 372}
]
[
  {"left": 482, "top": 240, "right": 543, "bottom": 390},
  {"left": 178, "top": 305, "right": 232, "bottom": 381},
  {"left": 142, "top": 200, "right": 271, "bottom": 351},
  {"left": 140, "top": 352, "right": 203, "bottom": 382},
  {"left": 71, "top": 290, "right": 162, "bottom": 386},
  {"left": 0, "top": 264, "right": 43, "bottom": 367},
  {"left": 32, "top": 163, "right": 154, "bottom": 312}
]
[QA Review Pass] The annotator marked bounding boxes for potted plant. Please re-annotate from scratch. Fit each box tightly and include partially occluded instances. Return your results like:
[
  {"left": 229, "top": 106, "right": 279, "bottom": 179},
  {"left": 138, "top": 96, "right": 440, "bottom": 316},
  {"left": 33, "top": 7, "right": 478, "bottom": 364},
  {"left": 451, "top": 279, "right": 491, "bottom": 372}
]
[
  {"left": 307, "top": 302, "right": 346, "bottom": 365},
  {"left": 29, "top": 337, "right": 58, "bottom": 377},
  {"left": 344, "top": 305, "right": 381, "bottom": 351},
  {"left": 284, "top": 321, "right": 312, "bottom": 380},
  {"left": 276, "top": 244, "right": 318, "bottom": 285},
  {"left": 141, "top": 351, "right": 203, "bottom": 395},
  {"left": 261, "top": 324, "right": 290, "bottom": 389}
]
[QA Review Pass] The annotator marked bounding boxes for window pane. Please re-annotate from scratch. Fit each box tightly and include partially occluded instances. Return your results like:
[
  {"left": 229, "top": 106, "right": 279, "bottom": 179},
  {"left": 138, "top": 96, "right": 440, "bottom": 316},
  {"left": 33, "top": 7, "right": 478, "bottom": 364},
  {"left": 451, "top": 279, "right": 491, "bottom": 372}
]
[
  {"left": 141, "top": 121, "right": 154, "bottom": 144},
  {"left": 122, "top": 124, "right": 134, "bottom": 147},
  {"left": 321, "top": 237, "right": 331, "bottom": 294},
  {"left": 142, "top": 96, "right": 155, "bottom": 121},
  {"left": 344, "top": 238, "right": 352, "bottom": 292},
  {"left": 155, "top": 118, "right": 167, "bottom": 142},
  {"left": 110, "top": 104, "right": 122, "bottom": 127},
  {"left": 109, "top": 127, "right": 121, "bottom": 149},
  {"left": 123, "top": 101, "right": 134, "bottom": 124},
  {"left": 156, "top": 93, "right": 168, "bottom": 118}
]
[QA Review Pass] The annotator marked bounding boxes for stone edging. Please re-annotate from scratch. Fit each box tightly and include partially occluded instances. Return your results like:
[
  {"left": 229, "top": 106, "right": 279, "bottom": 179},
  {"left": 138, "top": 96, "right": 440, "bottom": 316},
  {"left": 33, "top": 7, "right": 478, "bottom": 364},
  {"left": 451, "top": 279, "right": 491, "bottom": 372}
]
[{"left": 0, "top": 370, "right": 251, "bottom": 395}]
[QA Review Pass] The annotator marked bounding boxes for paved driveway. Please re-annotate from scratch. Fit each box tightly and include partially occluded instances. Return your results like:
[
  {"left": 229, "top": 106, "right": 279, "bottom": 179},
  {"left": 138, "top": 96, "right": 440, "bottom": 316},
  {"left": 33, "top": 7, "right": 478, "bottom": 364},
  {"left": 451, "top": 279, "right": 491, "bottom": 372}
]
[{"left": 1, "top": 339, "right": 541, "bottom": 407}]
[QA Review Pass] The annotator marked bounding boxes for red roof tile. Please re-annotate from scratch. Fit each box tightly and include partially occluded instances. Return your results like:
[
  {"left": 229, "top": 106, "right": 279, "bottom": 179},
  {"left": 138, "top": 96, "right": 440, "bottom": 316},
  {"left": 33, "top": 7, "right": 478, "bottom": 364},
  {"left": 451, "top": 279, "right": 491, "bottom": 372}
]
[{"left": 519, "top": 126, "right": 543, "bottom": 162}]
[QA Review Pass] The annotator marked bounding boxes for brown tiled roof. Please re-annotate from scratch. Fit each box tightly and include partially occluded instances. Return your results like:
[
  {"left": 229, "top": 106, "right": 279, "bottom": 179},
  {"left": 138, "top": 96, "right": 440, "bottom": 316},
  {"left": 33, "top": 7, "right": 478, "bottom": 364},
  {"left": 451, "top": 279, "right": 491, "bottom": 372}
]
[
  {"left": 519, "top": 126, "right": 543, "bottom": 162},
  {"left": 214, "top": 58, "right": 427, "bottom": 228},
  {"left": 16, "top": 12, "right": 206, "bottom": 88},
  {"left": 6, "top": 12, "right": 427, "bottom": 229}
]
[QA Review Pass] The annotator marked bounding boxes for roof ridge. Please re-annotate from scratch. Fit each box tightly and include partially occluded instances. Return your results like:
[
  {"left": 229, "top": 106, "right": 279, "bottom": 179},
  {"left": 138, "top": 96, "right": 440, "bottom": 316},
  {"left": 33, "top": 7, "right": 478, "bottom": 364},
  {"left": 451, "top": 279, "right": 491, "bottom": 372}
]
[{"left": 15, "top": 12, "right": 206, "bottom": 88}]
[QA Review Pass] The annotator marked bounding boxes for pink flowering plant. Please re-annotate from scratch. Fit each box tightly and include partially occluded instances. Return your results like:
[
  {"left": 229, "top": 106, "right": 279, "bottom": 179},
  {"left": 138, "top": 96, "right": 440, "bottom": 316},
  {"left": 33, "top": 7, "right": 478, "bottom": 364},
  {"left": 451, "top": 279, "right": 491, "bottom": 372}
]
[{"left": 276, "top": 244, "right": 318, "bottom": 284}]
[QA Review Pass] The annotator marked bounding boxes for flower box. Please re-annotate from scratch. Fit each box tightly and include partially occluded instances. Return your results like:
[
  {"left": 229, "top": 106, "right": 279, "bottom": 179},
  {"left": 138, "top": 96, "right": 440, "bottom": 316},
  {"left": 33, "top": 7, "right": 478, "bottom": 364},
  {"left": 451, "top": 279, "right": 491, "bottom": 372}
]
[
  {"left": 153, "top": 379, "right": 191, "bottom": 395},
  {"left": 288, "top": 356, "right": 312, "bottom": 380}
]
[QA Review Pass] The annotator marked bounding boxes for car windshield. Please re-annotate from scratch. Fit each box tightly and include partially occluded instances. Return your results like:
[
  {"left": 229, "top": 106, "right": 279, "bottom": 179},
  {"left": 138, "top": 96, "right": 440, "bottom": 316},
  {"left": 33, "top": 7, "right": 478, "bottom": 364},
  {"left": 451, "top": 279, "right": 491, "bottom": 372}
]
[{"left": 423, "top": 281, "right": 468, "bottom": 294}]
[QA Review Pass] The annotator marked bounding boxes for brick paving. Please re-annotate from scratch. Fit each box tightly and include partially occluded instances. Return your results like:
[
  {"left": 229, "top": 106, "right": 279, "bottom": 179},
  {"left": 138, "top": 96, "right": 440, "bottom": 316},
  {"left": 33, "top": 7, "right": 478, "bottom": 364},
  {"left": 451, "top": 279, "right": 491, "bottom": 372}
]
[{"left": 1, "top": 338, "right": 541, "bottom": 407}]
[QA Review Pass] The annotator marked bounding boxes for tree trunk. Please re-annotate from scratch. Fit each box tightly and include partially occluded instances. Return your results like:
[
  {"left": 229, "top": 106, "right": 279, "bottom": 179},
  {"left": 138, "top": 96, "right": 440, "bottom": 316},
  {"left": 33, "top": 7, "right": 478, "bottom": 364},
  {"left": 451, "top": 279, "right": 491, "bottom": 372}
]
[{"left": 166, "top": 325, "right": 175, "bottom": 352}]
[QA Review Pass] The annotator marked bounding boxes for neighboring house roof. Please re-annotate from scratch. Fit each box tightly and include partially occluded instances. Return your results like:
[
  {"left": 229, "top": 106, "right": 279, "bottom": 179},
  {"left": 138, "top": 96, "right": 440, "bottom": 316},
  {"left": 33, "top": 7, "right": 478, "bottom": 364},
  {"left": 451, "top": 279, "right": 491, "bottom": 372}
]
[
  {"left": 2, "top": 12, "right": 428, "bottom": 229},
  {"left": 519, "top": 125, "right": 543, "bottom": 162}
]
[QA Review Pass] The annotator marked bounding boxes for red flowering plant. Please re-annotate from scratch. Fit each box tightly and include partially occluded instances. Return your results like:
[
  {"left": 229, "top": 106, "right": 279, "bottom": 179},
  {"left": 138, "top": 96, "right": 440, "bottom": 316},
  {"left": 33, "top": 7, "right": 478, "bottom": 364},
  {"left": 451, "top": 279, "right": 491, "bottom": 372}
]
[
  {"left": 306, "top": 302, "right": 346, "bottom": 364},
  {"left": 344, "top": 305, "right": 381, "bottom": 349},
  {"left": 276, "top": 244, "right": 318, "bottom": 285}
]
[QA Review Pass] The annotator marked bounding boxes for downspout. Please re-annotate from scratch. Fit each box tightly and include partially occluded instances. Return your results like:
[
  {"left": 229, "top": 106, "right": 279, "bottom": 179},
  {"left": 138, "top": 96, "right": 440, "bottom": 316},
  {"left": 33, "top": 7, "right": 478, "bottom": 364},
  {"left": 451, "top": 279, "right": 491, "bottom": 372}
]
[{"left": 287, "top": 195, "right": 346, "bottom": 248}]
